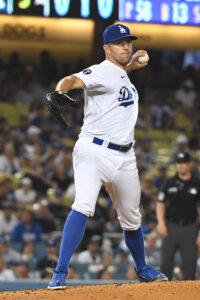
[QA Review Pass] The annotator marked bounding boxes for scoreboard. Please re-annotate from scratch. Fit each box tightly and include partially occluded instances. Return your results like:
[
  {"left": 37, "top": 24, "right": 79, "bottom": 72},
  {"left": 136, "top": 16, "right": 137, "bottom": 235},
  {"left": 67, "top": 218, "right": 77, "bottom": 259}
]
[
  {"left": 119, "top": 0, "right": 200, "bottom": 26},
  {"left": 0, "top": 0, "right": 200, "bottom": 26},
  {"left": 0, "top": 0, "right": 117, "bottom": 19}
]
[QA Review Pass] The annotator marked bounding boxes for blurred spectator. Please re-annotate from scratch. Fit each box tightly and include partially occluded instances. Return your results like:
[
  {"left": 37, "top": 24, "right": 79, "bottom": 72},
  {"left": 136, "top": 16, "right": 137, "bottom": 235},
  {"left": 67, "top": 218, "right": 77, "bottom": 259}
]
[
  {"left": 0, "top": 236, "right": 22, "bottom": 263},
  {"left": 51, "top": 143, "right": 65, "bottom": 166},
  {"left": 136, "top": 155, "right": 149, "bottom": 179},
  {"left": 153, "top": 165, "right": 168, "bottom": 191},
  {"left": 135, "top": 136, "right": 157, "bottom": 168},
  {"left": 24, "top": 155, "right": 52, "bottom": 195},
  {"left": 174, "top": 79, "right": 197, "bottom": 112},
  {"left": 145, "top": 232, "right": 161, "bottom": 267},
  {"left": 98, "top": 267, "right": 114, "bottom": 280},
  {"left": 170, "top": 135, "right": 191, "bottom": 163},
  {"left": 0, "top": 255, "right": 16, "bottom": 281},
  {"left": 40, "top": 268, "right": 52, "bottom": 279},
  {"left": 18, "top": 115, "right": 31, "bottom": 136},
  {"left": 141, "top": 173, "right": 157, "bottom": 196},
  {"left": 20, "top": 242, "right": 38, "bottom": 274},
  {"left": 0, "top": 117, "right": 8, "bottom": 137},
  {"left": 42, "top": 155, "right": 55, "bottom": 179},
  {"left": 35, "top": 199, "right": 56, "bottom": 234},
  {"left": 151, "top": 99, "right": 174, "bottom": 130},
  {"left": 0, "top": 203, "right": 18, "bottom": 239},
  {"left": 81, "top": 196, "right": 109, "bottom": 251},
  {"left": 0, "top": 178, "right": 15, "bottom": 208},
  {"left": 126, "top": 265, "right": 137, "bottom": 280},
  {"left": 62, "top": 150, "right": 74, "bottom": 179},
  {"left": 11, "top": 210, "right": 42, "bottom": 243},
  {"left": 142, "top": 214, "right": 157, "bottom": 235},
  {"left": 49, "top": 188, "right": 69, "bottom": 230},
  {"left": 15, "top": 207, "right": 27, "bottom": 222},
  {"left": 14, "top": 177, "right": 37, "bottom": 206},
  {"left": 51, "top": 163, "right": 71, "bottom": 191},
  {"left": 9, "top": 128, "right": 23, "bottom": 156},
  {"left": 0, "top": 142, "right": 20, "bottom": 175},
  {"left": 24, "top": 126, "right": 41, "bottom": 157},
  {"left": 33, "top": 141, "right": 45, "bottom": 158},
  {"left": 42, "top": 143, "right": 63, "bottom": 166},
  {"left": 76, "top": 235, "right": 102, "bottom": 264},
  {"left": 191, "top": 158, "right": 200, "bottom": 178},
  {"left": 32, "top": 103, "right": 48, "bottom": 127},
  {"left": 114, "top": 247, "right": 128, "bottom": 264},
  {"left": 14, "top": 261, "right": 30, "bottom": 279},
  {"left": 104, "top": 206, "right": 121, "bottom": 233},
  {"left": 189, "top": 128, "right": 200, "bottom": 151},
  {"left": 7, "top": 52, "right": 24, "bottom": 77},
  {"left": 0, "top": 134, "right": 6, "bottom": 154},
  {"left": 39, "top": 119, "right": 59, "bottom": 146},
  {"left": 13, "top": 77, "right": 37, "bottom": 104},
  {"left": 101, "top": 252, "right": 114, "bottom": 268},
  {"left": 21, "top": 242, "right": 37, "bottom": 263},
  {"left": 36, "top": 50, "right": 58, "bottom": 87},
  {"left": 66, "top": 264, "right": 79, "bottom": 280},
  {"left": 140, "top": 184, "right": 154, "bottom": 215},
  {"left": 37, "top": 239, "right": 59, "bottom": 277}
]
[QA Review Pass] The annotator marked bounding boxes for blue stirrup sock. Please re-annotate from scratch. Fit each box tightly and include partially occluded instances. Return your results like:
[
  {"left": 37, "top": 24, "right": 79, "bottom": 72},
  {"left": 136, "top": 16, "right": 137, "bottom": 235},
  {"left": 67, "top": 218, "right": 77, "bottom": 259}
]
[
  {"left": 124, "top": 226, "right": 146, "bottom": 272},
  {"left": 55, "top": 210, "right": 88, "bottom": 274}
]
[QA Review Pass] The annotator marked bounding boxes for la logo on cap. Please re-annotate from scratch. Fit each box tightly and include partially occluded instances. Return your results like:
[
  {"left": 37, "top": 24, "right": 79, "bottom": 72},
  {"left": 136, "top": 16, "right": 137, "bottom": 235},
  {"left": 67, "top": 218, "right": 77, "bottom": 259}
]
[{"left": 118, "top": 25, "right": 126, "bottom": 33}]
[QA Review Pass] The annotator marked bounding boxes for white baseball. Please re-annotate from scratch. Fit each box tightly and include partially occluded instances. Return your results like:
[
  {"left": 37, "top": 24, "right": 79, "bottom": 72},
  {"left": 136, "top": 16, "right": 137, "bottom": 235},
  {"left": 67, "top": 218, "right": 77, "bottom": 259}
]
[{"left": 138, "top": 54, "right": 149, "bottom": 64}]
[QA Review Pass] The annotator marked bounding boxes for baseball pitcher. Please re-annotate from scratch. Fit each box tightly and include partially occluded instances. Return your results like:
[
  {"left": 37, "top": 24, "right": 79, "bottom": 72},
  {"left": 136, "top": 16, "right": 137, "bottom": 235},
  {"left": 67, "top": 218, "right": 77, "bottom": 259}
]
[{"left": 47, "top": 24, "right": 168, "bottom": 289}]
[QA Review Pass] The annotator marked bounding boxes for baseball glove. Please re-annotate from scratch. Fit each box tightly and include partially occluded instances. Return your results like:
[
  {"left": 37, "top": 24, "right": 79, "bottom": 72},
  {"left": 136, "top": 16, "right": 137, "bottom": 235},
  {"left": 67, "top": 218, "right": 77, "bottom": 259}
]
[{"left": 46, "top": 91, "right": 78, "bottom": 127}]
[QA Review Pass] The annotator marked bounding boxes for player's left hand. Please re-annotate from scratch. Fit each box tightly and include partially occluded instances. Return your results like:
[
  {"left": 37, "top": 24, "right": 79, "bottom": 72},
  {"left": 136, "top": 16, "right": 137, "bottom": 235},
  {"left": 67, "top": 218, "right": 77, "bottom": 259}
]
[
  {"left": 46, "top": 91, "right": 78, "bottom": 127},
  {"left": 126, "top": 50, "right": 148, "bottom": 73}
]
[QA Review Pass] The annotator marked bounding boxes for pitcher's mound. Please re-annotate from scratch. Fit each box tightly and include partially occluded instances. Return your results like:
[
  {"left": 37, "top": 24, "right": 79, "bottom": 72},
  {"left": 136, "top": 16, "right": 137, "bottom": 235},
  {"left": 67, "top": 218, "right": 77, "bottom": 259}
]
[{"left": 1, "top": 281, "right": 200, "bottom": 300}]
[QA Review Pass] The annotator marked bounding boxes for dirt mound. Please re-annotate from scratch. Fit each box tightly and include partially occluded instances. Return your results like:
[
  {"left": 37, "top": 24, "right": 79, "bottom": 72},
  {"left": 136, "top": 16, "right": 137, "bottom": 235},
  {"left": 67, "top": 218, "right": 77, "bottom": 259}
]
[{"left": 0, "top": 281, "right": 200, "bottom": 300}]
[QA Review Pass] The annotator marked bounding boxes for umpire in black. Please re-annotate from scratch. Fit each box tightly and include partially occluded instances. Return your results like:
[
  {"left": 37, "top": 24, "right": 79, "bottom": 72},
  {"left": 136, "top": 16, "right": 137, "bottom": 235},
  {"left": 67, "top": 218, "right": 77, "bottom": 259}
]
[{"left": 156, "top": 151, "right": 200, "bottom": 280}]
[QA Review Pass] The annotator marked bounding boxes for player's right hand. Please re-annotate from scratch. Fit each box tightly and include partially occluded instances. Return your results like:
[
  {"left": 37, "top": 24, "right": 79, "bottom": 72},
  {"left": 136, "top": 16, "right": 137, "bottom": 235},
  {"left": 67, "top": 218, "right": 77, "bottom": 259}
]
[
  {"left": 126, "top": 50, "right": 148, "bottom": 73},
  {"left": 157, "top": 223, "right": 168, "bottom": 238}
]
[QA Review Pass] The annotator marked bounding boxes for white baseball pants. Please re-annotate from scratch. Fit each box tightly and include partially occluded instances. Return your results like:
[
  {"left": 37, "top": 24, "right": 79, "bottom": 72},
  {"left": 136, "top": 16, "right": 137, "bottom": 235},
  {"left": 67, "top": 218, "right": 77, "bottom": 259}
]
[{"left": 72, "top": 135, "right": 141, "bottom": 231}]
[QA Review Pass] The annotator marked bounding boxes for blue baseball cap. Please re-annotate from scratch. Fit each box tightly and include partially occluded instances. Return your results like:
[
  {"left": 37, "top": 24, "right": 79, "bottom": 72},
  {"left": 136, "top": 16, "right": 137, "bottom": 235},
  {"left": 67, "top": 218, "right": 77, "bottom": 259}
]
[{"left": 103, "top": 24, "right": 138, "bottom": 44}]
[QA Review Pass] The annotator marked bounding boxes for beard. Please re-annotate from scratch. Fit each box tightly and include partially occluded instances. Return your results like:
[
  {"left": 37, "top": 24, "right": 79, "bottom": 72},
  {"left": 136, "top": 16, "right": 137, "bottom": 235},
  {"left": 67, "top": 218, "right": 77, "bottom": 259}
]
[{"left": 115, "top": 54, "right": 131, "bottom": 66}]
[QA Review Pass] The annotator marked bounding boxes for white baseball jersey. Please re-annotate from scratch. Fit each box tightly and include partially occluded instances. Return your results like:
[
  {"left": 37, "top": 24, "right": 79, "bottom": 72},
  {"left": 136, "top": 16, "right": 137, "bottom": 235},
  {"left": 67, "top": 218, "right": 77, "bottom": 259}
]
[
  {"left": 72, "top": 59, "right": 141, "bottom": 230},
  {"left": 74, "top": 59, "right": 139, "bottom": 145}
]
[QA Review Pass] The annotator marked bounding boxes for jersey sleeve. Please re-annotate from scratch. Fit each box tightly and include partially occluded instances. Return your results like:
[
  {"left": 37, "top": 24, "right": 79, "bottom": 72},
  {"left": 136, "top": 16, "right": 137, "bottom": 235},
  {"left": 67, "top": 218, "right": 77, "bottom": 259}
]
[
  {"left": 157, "top": 180, "right": 168, "bottom": 203},
  {"left": 73, "top": 65, "right": 109, "bottom": 92}
]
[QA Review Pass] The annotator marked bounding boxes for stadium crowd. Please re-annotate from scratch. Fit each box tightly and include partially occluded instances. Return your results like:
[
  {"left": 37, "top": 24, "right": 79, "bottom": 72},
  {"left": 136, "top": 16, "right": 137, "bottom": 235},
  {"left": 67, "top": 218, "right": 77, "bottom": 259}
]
[{"left": 0, "top": 49, "right": 200, "bottom": 281}]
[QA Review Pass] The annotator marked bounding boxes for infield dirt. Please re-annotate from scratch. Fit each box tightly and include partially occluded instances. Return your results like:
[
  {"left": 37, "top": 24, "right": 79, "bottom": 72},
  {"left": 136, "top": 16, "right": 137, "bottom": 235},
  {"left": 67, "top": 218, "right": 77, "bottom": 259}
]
[{"left": 0, "top": 281, "right": 200, "bottom": 300}]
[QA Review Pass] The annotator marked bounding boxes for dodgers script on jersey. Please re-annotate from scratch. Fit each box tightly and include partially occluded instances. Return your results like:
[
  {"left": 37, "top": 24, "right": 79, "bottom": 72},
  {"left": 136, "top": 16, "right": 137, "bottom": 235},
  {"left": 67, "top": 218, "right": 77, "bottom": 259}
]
[{"left": 74, "top": 60, "right": 139, "bottom": 144}]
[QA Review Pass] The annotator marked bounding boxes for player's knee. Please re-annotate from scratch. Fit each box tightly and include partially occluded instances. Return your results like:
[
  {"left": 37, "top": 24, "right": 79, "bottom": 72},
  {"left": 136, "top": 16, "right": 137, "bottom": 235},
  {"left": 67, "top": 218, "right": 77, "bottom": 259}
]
[
  {"left": 119, "top": 215, "right": 141, "bottom": 231},
  {"left": 71, "top": 203, "right": 95, "bottom": 217}
]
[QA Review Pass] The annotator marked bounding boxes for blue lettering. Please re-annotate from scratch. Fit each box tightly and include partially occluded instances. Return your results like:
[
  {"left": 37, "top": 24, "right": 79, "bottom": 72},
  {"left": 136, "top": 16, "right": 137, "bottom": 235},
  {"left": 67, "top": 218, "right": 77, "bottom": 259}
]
[
  {"left": 118, "top": 86, "right": 132, "bottom": 102},
  {"left": 97, "top": 0, "right": 114, "bottom": 19},
  {"left": 54, "top": 0, "right": 70, "bottom": 16},
  {"left": 120, "top": 101, "right": 134, "bottom": 108},
  {"left": 81, "top": 0, "right": 90, "bottom": 18}
]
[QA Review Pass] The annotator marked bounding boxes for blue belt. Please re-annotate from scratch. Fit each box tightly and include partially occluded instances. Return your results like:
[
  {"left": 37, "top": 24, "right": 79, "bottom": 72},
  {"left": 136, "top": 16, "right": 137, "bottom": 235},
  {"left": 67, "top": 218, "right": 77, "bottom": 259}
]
[{"left": 92, "top": 137, "right": 133, "bottom": 153}]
